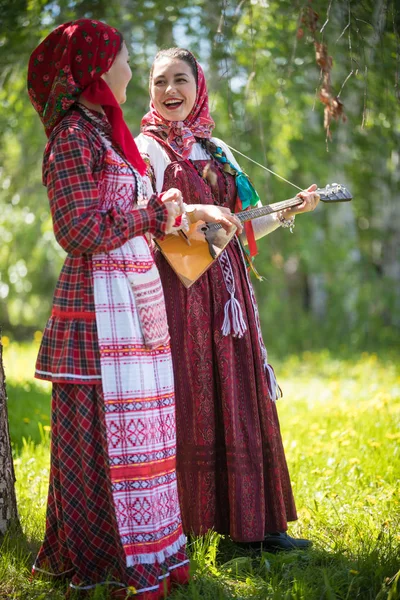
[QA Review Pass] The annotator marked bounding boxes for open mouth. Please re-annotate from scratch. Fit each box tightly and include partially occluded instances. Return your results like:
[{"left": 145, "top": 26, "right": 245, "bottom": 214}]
[{"left": 163, "top": 99, "right": 183, "bottom": 110}]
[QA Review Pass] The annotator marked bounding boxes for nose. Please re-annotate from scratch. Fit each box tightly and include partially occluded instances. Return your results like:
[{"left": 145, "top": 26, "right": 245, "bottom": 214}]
[{"left": 165, "top": 83, "right": 177, "bottom": 95}]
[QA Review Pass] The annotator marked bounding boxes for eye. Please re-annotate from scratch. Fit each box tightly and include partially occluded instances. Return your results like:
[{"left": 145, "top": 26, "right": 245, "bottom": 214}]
[{"left": 176, "top": 78, "right": 188, "bottom": 83}]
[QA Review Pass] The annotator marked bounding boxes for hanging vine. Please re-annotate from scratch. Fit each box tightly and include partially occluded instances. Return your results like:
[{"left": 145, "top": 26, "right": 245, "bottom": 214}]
[{"left": 298, "top": 1, "right": 346, "bottom": 140}]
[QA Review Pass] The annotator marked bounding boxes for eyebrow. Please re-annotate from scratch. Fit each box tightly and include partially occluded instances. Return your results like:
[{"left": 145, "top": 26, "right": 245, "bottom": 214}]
[{"left": 154, "top": 73, "right": 189, "bottom": 79}]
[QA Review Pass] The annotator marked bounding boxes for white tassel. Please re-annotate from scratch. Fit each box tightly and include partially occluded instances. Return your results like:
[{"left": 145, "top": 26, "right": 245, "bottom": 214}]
[
  {"left": 235, "top": 240, "right": 283, "bottom": 402},
  {"left": 222, "top": 293, "right": 247, "bottom": 338},
  {"left": 265, "top": 363, "right": 282, "bottom": 402}
]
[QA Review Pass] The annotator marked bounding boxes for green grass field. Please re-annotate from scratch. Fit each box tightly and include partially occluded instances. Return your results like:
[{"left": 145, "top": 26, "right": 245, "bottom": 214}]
[{"left": 1, "top": 340, "right": 399, "bottom": 599}]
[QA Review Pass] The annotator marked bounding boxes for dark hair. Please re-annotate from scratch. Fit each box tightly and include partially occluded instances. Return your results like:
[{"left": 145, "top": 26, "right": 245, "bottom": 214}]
[
  {"left": 149, "top": 47, "right": 198, "bottom": 85},
  {"left": 116, "top": 31, "right": 124, "bottom": 53}
]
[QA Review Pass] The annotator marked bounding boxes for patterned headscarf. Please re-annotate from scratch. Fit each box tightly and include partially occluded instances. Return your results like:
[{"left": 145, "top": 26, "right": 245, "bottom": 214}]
[
  {"left": 27, "top": 19, "right": 147, "bottom": 175},
  {"left": 141, "top": 54, "right": 215, "bottom": 160}
]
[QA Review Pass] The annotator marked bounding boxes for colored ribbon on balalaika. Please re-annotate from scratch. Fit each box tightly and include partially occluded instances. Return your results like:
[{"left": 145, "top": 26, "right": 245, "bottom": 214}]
[{"left": 212, "top": 146, "right": 259, "bottom": 258}]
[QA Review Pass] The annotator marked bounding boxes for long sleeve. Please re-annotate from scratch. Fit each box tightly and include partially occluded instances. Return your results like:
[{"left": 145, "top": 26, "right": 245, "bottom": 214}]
[
  {"left": 46, "top": 127, "right": 168, "bottom": 256},
  {"left": 135, "top": 133, "right": 171, "bottom": 194},
  {"left": 240, "top": 213, "right": 281, "bottom": 245}
]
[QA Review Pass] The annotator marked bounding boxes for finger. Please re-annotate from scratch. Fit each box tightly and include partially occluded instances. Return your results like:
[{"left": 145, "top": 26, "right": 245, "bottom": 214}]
[
  {"left": 218, "top": 217, "right": 236, "bottom": 233},
  {"left": 161, "top": 191, "right": 175, "bottom": 204},
  {"left": 220, "top": 222, "right": 232, "bottom": 233},
  {"left": 173, "top": 201, "right": 182, "bottom": 216},
  {"left": 226, "top": 215, "right": 242, "bottom": 234},
  {"left": 306, "top": 183, "right": 318, "bottom": 192},
  {"left": 163, "top": 189, "right": 183, "bottom": 205},
  {"left": 171, "top": 193, "right": 183, "bottom": 206},
  {"left": 294, "top": 196, "right": 307, "bottom": 208},
  {"left": 167, "top": 203, "right": 177, "bottom": 218},
  {"left": 230, "top": 216, "right": 243, "bottom": 231},
  {"left": 166, "top": 201, "right": 181, "bottom": 219}
]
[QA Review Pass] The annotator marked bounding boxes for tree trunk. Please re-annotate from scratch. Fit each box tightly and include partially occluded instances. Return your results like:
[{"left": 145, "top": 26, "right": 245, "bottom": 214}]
[{"left": 0, "top": 331, "right": 20, "bottom": 536}]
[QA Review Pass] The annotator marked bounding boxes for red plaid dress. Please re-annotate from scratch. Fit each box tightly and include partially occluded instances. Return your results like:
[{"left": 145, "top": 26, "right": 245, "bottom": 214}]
[
  {"left": 35, "top": 109, "right": 168, "bottom": 384},
  {"left": 33, "top": 107, "right": 189, "bottom": 597}
]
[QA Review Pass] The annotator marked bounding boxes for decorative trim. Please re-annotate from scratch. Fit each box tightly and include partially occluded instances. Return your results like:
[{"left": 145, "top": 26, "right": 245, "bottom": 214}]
[
  {"left": 35, "top": 369, "right": 101, "bottom": 381},
  {"left": 51, "top": 307, "right": 96, "bottom": 320}
]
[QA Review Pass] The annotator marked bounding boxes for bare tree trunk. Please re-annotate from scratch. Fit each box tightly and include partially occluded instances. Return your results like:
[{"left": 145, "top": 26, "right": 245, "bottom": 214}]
[{"left": 0, "top": 331, "right": 20, "bottom": 536}]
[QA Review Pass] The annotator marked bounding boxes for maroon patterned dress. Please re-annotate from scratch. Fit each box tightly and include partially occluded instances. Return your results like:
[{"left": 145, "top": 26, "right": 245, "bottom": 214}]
[{"left": 154, "top": 147, "right": 297, "bottom": 543}]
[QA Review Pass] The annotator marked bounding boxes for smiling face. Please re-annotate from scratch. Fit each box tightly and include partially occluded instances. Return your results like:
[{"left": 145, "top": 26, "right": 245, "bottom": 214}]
[
  {"left": 150, "top": 57, "right": 197, "bottom": 122},
  {"left": 101, "top": 41, "right": 132, "bottom": 104}
]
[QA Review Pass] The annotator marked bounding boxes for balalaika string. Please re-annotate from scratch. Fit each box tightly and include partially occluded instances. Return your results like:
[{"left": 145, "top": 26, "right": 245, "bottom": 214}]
[{"left": 226, "top": 144, "right": 303, "bottom": 192}]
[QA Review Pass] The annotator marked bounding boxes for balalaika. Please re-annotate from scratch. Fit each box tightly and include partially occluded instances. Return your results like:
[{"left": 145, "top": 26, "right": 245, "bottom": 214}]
[{"left": 156, "top": 183, "right": 353, "bottom": 288}]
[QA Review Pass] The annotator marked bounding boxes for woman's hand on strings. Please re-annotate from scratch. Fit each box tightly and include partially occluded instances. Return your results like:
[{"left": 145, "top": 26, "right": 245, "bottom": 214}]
[
  {"left": 280, "top": 184, "right": 320, "bottom": 218},
  {"left": 192, "top": 205, "right": 243, "bottom": 234}
]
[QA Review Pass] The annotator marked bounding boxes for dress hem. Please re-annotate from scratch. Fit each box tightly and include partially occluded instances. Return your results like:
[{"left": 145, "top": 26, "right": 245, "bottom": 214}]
[{"left": 32, "top": 560, "right": 191, "bottom": 598}]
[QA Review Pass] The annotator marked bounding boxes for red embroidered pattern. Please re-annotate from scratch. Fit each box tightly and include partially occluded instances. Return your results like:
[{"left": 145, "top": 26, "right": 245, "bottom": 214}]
[{"left": 33, "top": 384, "right": 190, "bottom": 597}]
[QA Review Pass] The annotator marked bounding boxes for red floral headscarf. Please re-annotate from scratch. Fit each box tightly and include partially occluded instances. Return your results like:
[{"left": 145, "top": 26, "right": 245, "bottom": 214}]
[
  {"left": 141, "top": 54, "right": 215, "bottom": 160},
  {"left": 27, "top": 19, "right": 146, "bottom": 175}
]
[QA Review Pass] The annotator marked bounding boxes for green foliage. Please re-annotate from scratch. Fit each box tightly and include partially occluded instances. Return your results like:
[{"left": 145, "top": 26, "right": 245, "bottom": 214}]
[
  {"left": 0, "top": 0, "right": 399, "bottom": 352},
  {"left": 220, "top": 0, "right": 400, "bottom": 354},
  {"left": 2, "top": 343, "right": 400, "bottom": 599}
]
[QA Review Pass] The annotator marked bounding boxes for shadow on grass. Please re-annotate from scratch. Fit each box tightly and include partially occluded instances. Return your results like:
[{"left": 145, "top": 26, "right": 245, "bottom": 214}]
[
  {"left": 1, "top": 528, "right": 399, "bottom": 599},
  {"left": 0, "top": 520, "right": 39, "bottom": 563},
  {"left": 190, "top": 533, "right": 400, "bottom": 600},
  {"left": 0, "top": 523, "right": 49, "bottom": 600}
]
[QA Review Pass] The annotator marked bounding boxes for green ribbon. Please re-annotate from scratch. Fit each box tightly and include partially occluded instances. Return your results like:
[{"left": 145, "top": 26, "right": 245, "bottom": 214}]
[{"left": 213, "top": 146, "right": 260, "bottom": 210}]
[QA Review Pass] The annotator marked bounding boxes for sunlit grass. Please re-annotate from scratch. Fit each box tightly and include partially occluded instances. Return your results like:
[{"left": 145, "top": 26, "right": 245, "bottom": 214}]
[
  {"left": 1, "top": 341, "right": 400, "bottom": 599},
  {"left": 3, "top": 339, "right": 51, "bottom": 448}
]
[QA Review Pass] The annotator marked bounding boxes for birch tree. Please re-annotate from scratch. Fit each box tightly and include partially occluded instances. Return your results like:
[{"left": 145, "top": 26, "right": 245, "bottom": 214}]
[{"left": 0, "top": 333, "right": 19, "bottom": 536}]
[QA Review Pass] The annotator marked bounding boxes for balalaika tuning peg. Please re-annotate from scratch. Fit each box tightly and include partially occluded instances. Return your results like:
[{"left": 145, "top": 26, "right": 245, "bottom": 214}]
[{"left": 318, "top": 183, "right": 353, "bottom": 202}]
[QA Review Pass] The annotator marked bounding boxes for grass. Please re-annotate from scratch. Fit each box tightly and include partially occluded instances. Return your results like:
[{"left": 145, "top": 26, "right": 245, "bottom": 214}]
[{"left": 1, "top": 339, "right": 400, "bottom": 599}]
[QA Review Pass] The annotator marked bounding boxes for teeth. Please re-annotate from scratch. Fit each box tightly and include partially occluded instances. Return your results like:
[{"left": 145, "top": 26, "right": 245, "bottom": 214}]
[{"left": 165, "top": 100, "right": 182, "bottom": 105}]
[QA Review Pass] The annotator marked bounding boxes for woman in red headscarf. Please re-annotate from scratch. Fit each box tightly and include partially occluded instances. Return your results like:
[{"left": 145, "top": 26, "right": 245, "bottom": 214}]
[
  {"left": 136, "top": 48, "right": 320, "bottom": 551},
  {"left": 27, "top": 22, "right": 190, "bottom": 598}
]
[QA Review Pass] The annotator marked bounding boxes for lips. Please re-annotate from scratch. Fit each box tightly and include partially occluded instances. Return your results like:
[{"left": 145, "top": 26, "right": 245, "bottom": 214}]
[{"left": 163, "top": 99, "right": 183, "bottom": 110}]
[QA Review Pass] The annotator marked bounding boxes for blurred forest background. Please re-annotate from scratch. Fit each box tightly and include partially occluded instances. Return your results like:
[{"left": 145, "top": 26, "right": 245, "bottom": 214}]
[{"left": 0, "top": 0, "right": 399, "bottom": 356}]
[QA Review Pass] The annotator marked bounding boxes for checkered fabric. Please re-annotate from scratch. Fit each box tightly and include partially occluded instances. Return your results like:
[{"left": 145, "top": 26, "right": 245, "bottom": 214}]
[
  {"left": 33, "top": 107, "right": 189, "bottom": 595},
  {"left": 35, "top": 108, "right": 168, "bottom": 383},
  {"left": 32, "top": 384, "right": 190, "bottom": 597}
]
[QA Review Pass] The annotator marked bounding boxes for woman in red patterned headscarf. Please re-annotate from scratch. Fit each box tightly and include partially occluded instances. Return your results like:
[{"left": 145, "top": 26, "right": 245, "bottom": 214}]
[
  {"left": 137, "top": 48, "right": 319, "bottom": 552},
  {"left": 27, "top": 21, "right": 190, "bottom": 598}
]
